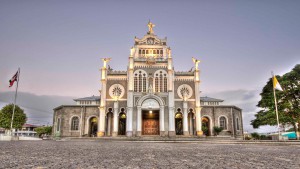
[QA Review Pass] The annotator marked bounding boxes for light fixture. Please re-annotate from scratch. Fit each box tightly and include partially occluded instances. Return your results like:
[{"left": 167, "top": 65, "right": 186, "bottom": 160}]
[{"left": 149, "top": 110, "right": 152, "bottom": 114}]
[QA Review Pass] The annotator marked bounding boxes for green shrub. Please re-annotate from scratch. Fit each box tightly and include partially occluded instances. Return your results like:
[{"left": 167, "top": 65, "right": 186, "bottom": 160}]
[{"left": 213, "top": 126, "right": 223, "bottom": 136}]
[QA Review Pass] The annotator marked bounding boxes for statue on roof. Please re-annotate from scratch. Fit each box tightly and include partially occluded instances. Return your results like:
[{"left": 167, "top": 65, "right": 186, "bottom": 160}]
[
  {"left": 101, "top": 58, "right": 111, "bottom": 68},
  {"left": 192, "top": 57, "right": 201, "bottom": 70},
  {"left": 147, "top": 20, "right": 155, "bottom": 34}
]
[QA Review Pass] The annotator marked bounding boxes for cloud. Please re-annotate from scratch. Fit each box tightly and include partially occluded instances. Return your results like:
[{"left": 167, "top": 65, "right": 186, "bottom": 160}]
[{"left": 0, "top": 92, "right": 74, "bottom": 125}]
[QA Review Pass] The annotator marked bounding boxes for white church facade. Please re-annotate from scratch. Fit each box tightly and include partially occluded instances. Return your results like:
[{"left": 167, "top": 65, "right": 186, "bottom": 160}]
[{"left": 53, "top": 22, "right": 243, "bottom": 138}]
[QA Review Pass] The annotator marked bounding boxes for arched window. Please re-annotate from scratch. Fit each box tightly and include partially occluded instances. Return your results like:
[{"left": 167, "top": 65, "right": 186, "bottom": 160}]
[
  {"left": 71, "top": 116, "right": 79, "bottom": 131},
  {"left": 138, "top": 73, "right": 142, "bottom": 92},
  {"left": 134, "top": 76, "right": 138, "bottom": 92},
  {"left": 56, "top": 118, "right": 61, "bottom": 132},
  {"left": 155, "top": 76, "right": 159, "bottom": 92},
  {"left": 134, "top": 69, "right": 147, "bottom": 92},
  {"left": 219, "top": 116, "right": 227, "bottom": 130},
  {"left": 236, "top": 118, "right": 240, "bottom": 130},
  {"left": 154, "top": 69, "right": 168, "bottom": 92},
  {"left": 143, "top": 75, "right": 146, "bottom": 92},
  {"left": 159, "top": 73, "right": 163, "bottom": 92},
  {"left": 164, "top": 75, "right": 167, "bottom": 92}
]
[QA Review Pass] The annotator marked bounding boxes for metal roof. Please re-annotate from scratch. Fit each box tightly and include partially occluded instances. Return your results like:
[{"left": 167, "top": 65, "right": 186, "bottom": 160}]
[
  {"left": 74, "top": 95, "right": 100, "bottom": 101},
  {"left": 74, "top": 96, "right": 222, "bottom": 102},
  {"left": 200, "top": 96, "right": 224, "bottom": 102}
]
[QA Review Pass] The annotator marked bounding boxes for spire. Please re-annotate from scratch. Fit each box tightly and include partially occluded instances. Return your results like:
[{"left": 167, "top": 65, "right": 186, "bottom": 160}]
[{"left": 147, "top": 20, "right": 155, "bottom": 34}]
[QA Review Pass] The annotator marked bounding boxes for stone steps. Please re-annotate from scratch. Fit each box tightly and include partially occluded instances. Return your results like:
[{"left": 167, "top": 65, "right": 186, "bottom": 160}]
[{"left": 60, "top": 136, "right": 237, "bottom": 142}]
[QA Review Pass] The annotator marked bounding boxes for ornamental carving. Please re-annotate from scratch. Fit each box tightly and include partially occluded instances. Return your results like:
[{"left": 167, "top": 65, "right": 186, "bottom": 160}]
[
  {"left": 177, "top": 84, "right": 193, "bottom": 100},
  {"left": 109, "top": 84, "right": 125, "bottom": 99}
]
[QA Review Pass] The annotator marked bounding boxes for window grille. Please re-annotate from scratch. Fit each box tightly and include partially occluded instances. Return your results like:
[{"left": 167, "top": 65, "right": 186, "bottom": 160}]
[{"left": 71, "top": 117, "right": 79, "bottom": 131}]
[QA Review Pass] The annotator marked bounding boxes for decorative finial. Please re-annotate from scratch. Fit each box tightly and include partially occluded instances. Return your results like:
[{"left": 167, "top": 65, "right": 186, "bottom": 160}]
[{"left": 147, "top": 20, "right": 155, "bottom": 34}]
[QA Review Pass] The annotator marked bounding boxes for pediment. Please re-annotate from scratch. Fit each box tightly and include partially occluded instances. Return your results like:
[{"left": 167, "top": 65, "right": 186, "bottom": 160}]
[{"left": 135, "top": 34, "right": 167, "bottom": 46}]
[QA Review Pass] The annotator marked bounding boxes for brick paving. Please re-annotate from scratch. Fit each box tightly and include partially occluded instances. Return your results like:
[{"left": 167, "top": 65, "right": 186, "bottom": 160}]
[{"left": 0, "top": 140, "right": 299, "bottom": 169}]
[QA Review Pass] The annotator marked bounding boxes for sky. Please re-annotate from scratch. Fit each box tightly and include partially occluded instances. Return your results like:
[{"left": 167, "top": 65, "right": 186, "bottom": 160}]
[{"left": 0, "top": 1, "right": 299, "bottom": 132}]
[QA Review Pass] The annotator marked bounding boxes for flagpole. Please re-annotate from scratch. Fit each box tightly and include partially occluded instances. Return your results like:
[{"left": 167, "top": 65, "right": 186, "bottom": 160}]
[
  {"left": 10, "top": 68, "right": 20, "bottom": 136},
  {"left": 272, "top": 71, "right": 281, "bottom": 141}
]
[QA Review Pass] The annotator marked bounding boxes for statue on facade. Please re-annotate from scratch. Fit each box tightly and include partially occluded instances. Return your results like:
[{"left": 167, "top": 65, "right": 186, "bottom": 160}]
[{"left": 148, "top": 84, "right": 153, "bottom": 94}]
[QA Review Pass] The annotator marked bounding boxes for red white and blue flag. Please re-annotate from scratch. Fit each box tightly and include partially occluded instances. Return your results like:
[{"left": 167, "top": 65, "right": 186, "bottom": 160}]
[{"left": 9, "top": 71, "right": 18, "bottom": 87}]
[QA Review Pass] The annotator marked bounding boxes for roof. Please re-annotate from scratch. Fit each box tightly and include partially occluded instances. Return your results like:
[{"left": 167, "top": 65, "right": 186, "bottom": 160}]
[
  {"left": 202, "top": 105, "right": 242, "bottom": 111},
  {"left": 54, "top": 105, "right": 98, "bottom": 110},
  {"left": 200, "top": 96, "right": 224, "bottom": 102},
  {"left": 22, "top": 124, "right": 39, "bottom": 128},
  {"left": 74, "top": 95, "right": 100, "bottom": 101},
  {"left": 73, "top": 96, "right": 223, "bottom": 102}
]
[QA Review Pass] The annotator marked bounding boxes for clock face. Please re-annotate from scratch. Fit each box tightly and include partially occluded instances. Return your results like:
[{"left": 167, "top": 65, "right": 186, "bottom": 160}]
[{"left": 147, "top": 38, "right": 154, "bottom": 44}]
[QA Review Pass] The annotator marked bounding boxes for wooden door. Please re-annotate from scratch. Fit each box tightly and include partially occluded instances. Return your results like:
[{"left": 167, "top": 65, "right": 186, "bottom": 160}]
[{"left": 143, "top": 119, "right": 159, "bottom": 135}]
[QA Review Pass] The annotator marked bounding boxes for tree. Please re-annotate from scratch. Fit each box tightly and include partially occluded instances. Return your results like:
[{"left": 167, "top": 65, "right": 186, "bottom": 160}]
[
  {"left": 251, "top": 64, "right": 300, "bottom": 139},
  {"left": 34, "top": 126, "right": 52, "bottom": 137},
  {"left": 213, "top": 126, "right": 223, "bottom": 136},
  {"left": 0, "top": 104, "right": 27, "bottom": 130},
  {"left": 251, "top": 132, "right": 260, "bottom": 140}
]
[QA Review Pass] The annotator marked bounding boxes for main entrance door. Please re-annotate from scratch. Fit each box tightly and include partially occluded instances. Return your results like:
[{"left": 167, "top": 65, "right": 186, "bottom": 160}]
[{"left": 142, "top": 110, "right": 159, "bottom": 135}]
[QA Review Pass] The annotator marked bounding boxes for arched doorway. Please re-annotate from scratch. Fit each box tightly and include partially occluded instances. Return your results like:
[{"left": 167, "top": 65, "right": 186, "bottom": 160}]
[
  {"left": 106, "top": 108, "right": 113, "bottom": 136},
  {"left": 141, "top": 99, "right": 160, "bottom": 135},
  {"left": 188, "top": 109, "right": 195, "bottom": 135},
  {"left": 89, "top": 117, "right": 98, "bottom": 137},
  {"left": 202, "top": 116, "right": 210, "bottom": 136},
  {"left": 175, "top": 108, "right": 183, "bottom": 135},
  {"left": 118, "top": 108, "right": 126, "bottom": 135}
]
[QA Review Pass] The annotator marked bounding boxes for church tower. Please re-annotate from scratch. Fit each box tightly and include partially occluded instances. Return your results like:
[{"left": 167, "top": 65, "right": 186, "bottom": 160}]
[
  {"left": 53, "top": 22, "right": 243, "bottom": 139},
  {"left": 99, "top": 21, "right": 203, "bottom": 137}
]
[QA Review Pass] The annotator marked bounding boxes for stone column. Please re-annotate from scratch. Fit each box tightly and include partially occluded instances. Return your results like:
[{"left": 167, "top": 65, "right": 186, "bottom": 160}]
[
  {"left": 126, "top": 48, "right": 134, "bottom": 137},
  {"left": 98, "top": 107, "right": 106, "bottom": 137},
  {"left": 160, "top": 106, "right": 165, "bottom": 136},
  {"left": 98, "top": 58, "right": 110, "bottom": 137},
  {"left": 126, "top": 107, "right": 133, "bottom": 137},
  {"left": 112, "top": 101, "right": 119, "bottom": 137},
  {"left": 80, "top": 106, "right": 83, "bottom": 137},
  {"left": 168, "top": 107, "right": 175, "bottom": 136},
  {"left": 183, "top": 101, "right": 189, "bottom": 136},
  {"left": 194, "top": 59, "right": 203, "bottom": 136},
  {"left": 136, "top": 106, "right": 142, "bottom": 136},
  {"left": 195, "top": 107, "right": 202, "bottom": 136}
]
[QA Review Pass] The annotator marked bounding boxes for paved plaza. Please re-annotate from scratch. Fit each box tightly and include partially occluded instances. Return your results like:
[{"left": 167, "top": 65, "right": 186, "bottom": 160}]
[{"left": 0, "top": 140, "right": 299, "bottom": 169}]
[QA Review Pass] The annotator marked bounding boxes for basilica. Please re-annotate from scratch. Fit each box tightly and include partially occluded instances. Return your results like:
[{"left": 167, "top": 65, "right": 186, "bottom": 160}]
[{"left": 53, "top": 22, "right": 243, "bottom": 138}]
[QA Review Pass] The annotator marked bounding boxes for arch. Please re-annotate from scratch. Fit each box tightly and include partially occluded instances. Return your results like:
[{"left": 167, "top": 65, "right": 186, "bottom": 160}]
[
  {"left": 218, "top": 116, "right": 228, "bottom": 130},
  {"left": 188, "top": 109, "right": 195, "bottom": 135},
  {"left": 137, "top": 94, "right": 165, "bottom": 107},
  {"left": 118, "top": 108, "right": 126, "bottom": 135},
  {"left": 175, "top": 108, "right": 183, "bottom": 135},
  {"left": 202, "top": 115, "right": 213, "bottom": 136},
  {"left": 70, "top": 115, "right": 80, "bottom": 131},
  {"left": 86, "top": 116, "right": 98, "bottom": 137},
  {"left": 119, "top": 107, "right": 126, "bottom": 115},
  {"left": 106, "top": 108, "right": 113, "bottom": 136}
]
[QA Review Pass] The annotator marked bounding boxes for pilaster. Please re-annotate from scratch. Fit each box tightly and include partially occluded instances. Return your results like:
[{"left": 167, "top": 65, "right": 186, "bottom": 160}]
[
  {"left": 136, "top": 106, "right": 142, "bottom": 136},
  {"left": 112, "top": 101, "right": 119, "bottom": 137},
  {"left": 183, "top": 101, "right": 189, "bottom": 136}
]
